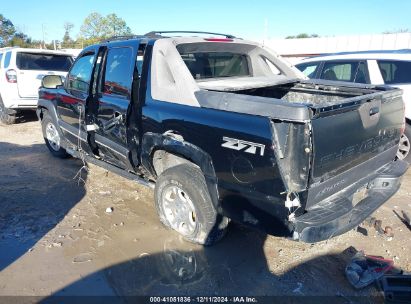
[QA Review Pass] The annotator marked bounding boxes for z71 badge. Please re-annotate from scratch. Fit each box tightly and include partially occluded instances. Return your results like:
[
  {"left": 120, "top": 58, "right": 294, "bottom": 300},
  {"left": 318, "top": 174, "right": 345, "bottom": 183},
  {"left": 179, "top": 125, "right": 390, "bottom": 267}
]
[{"left": 221, "top": 137, "right": 266, "bottom": 156}]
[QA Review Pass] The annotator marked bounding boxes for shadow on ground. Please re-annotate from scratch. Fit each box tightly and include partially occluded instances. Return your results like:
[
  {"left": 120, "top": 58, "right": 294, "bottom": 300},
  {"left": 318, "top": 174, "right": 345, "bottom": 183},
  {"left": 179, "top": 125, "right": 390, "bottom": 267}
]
[
  {"left": 14, "top": 110, "right": 39, "bottom": 124},
  {"left": 0, "top": 141, "right": 85, "bottom": 271},
  {"left": 43, "top": 225, "right": 382, "bottom": 303}
]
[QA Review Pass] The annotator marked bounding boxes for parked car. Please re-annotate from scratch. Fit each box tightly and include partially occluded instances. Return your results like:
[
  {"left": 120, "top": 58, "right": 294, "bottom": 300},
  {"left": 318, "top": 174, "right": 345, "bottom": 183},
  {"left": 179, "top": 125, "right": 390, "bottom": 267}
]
[
  {"left": 295, "top": 50, "right": 411, "bottom": 163},
  {"left": 0, "top": 47, "right": 73, "bottom": 124},
  {"left": 37, "top": 32, "right": 407, "bottom": 245}
]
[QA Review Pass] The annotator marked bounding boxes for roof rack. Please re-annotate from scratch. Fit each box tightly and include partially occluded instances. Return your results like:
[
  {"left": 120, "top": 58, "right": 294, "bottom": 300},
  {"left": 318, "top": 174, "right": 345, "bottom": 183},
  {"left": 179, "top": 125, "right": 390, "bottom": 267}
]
[
  {"left": 144, "top": 31, "right": 236, "bottom": 39},
  {"left": 100, "top": 35, "right": 148, "bottom": 43},
  {"left": 99, "top": 31, "right": 237, "bottom": 44}
]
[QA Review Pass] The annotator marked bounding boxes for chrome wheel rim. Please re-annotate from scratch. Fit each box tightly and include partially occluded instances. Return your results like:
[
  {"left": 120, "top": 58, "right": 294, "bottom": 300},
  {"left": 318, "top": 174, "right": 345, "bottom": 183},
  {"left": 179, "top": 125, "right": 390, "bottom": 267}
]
[
  {"left": 161, "top": 185, "right": 197, "bottom": 237},
  {"left": 397, "top": 133, "right": 410, "bottom": 160},
  {"left": 45, "top": 122, "right": 61, "bottom": 151}
]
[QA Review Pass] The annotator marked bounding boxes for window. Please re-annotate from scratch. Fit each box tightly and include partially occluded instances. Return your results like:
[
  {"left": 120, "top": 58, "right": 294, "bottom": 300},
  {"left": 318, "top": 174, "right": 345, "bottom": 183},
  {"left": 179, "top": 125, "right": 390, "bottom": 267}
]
[
  {"left": 180, "top": 52, "right": 250, "bottom": 80},
  {"left": 320, "top": 61, "right": 359, "bottom": 82},
  {"left": 4, "top": 51, "right": 12, "bottom": 68},
  {"left": 67, "top": 53, "right": 95, "bottom": 93},
  {"left": 136, "top": 44, "right": 146, "bottom": 77},
  {"left": 0, "top": 53, "right": 3, "bottom": 68},
  {"left": 263, "top": 57, "right": 281, "bottom": 75},
  {"left": 16, "top": 53, "right": 73, "bottom": 71},
  {"left": 102, "top": 47, "right": 133, "bottom": 97},
  {"left": 295, "top": 62, "right": 320, "bottom": 78},
  {"left": 354, "top": 62, "right": 368, "bottom": 84},
  {"left": 378, "top": 60, "right": 411, "bottom": 84},
  {"left": 136, "top": 55, "right": 144, "bottom": 77}
]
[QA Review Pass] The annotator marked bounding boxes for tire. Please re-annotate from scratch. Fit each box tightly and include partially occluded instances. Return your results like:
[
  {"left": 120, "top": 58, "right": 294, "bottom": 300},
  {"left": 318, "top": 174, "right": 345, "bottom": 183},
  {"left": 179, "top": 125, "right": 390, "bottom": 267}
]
[
  {"left": 398, "top": 124, "right": 411, "bottom": 164},
  {"left": 0, "top": 96, "right": 16, "bottom": 125},
  {"left": 154, "top": 164, "right": 229, "bottom": 246},
  {"left": 41, "top": 112, "right": 69, "bottom": 158}
]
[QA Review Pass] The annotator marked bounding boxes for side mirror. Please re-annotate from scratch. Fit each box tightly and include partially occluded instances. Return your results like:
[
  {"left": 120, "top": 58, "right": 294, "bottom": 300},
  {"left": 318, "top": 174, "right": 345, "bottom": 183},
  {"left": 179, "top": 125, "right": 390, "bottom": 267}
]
[{"left": 42, "top": 75, "right": 63, "bottom": 89}]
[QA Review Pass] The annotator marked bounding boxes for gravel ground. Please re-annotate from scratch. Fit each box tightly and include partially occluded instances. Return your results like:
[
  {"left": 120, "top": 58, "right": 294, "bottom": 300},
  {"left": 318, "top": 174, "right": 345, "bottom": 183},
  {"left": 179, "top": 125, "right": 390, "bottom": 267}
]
[{"left": 0, "top": 117, "right": 410, "bottom": 303}]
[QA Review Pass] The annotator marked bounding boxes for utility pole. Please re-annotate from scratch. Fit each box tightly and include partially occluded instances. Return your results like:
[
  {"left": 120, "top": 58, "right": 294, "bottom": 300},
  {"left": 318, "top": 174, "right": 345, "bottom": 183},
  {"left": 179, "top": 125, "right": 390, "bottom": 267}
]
[
  {"left": 42, "top": 24, "right": 45, "bottom": 48},
  {"left": 42, "top": 24, "right": 47, "bottom": 49}
]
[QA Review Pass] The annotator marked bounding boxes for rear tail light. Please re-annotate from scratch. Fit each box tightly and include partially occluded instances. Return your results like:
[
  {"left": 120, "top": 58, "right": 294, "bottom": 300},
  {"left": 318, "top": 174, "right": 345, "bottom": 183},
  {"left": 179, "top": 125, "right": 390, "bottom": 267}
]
[{"left": 5, "top": 69, "right": 17, "bottom": 83}]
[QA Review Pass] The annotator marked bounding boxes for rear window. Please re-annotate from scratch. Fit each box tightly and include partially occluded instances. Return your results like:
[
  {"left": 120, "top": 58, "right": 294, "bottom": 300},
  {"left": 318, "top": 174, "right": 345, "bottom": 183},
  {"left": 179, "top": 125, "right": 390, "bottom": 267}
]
[
  {"left": 180, "top": 52, "right": 250, "bottom": 80},
  {"left": 16, "top": 52, "right": 73, "bottom": 71},
  {"left": 377, "top": 60, "right": 411, "bottom": 84}
]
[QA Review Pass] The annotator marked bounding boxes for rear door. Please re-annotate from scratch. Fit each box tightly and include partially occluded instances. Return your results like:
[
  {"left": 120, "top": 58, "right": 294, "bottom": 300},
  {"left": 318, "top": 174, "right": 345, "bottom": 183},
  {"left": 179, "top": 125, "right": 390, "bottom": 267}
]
[
  {"left": 377, "top": 60, "right": 411, "bottom": 119},
  {"left": 92, "top": 46, "right": 136, "bottom": 169},
  {"left": 319, "top": 60, "right": 370, "bottom": 83},
  {"left": 16, "top": 52, "right": 72, "bottom": 98}
]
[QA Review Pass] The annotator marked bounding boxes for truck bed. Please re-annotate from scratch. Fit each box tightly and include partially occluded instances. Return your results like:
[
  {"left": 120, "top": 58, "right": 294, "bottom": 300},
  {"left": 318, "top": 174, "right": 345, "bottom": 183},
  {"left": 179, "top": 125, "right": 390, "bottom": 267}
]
[
  {"left": 196, "top": 77, "right": 404, "bottom": 202},
  {"left": 197, "top": 76, "right": 382, "bottom": 107}
]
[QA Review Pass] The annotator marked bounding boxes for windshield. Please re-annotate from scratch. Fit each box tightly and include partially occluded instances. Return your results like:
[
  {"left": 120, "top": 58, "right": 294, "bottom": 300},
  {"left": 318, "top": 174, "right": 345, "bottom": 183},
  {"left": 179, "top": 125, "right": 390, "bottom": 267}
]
[{"left": 16, "top": 52, "right": 73, "bottom": 72}]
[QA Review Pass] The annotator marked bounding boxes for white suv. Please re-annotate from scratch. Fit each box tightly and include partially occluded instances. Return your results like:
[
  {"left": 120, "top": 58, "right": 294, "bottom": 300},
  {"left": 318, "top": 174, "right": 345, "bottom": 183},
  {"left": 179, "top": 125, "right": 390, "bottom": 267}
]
[
  {"left": 0, "top": 47, "right": 73, "bottom": 124},
  {"left": 296, "top": 50, "right": 411, "bottom": 163}
]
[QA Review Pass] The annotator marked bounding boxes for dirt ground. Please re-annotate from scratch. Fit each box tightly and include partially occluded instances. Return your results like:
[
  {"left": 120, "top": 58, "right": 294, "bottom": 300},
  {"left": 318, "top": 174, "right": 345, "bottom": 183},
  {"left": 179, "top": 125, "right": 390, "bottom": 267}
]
[{"left": 0, "top": 115, "right": 410, "bottom": 303}]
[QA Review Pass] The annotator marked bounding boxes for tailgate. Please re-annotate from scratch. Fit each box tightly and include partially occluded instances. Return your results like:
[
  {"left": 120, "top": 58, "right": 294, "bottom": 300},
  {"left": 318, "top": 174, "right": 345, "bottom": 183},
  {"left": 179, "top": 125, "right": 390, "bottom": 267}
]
[
  {"left": 16, "top": 52, "right": 71, "bottom": 98},
  {"left": 17, "top": 70, "right": 67, "bottom": 98},
  {"left": 307, "top": 89, "right": 404, "bottom": 204}
]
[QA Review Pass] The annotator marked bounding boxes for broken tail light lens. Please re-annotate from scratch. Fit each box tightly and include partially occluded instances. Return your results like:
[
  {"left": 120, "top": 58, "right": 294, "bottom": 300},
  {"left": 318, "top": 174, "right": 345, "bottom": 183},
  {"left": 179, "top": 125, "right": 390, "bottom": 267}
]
[{"left": 5, "top": 69, "right": 17, "bottom": 83}]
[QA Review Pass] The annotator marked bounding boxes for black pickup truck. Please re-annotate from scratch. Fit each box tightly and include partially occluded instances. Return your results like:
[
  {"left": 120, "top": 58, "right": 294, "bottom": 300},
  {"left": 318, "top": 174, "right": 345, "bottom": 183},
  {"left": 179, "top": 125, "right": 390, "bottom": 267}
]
[{"left": 37, "top": 31, "right": 408, "bottom": 245}]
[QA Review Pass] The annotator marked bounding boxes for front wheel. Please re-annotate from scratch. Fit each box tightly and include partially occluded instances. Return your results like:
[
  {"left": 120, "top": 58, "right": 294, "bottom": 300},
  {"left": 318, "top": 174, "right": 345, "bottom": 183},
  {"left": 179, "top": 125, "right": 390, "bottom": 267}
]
[
  {"left": 154, "top": 164, "right": 229, "bottom": 246},
  {"left": 397, "top": 124, "right": 411, "bottom": 164},
  {"left": 41, "top": 113, "right": 69, "bottom": 158}
]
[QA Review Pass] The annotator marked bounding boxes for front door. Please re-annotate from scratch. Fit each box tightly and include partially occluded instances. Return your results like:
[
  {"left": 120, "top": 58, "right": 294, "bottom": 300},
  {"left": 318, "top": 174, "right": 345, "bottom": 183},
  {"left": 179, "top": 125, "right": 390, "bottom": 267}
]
[{"left": 57, "top": 49, "right": 97, "bottom": 151}]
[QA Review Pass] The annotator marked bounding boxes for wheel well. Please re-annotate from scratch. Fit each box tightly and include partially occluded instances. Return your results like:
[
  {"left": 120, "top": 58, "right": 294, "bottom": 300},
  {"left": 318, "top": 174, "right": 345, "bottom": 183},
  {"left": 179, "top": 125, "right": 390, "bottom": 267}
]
[
  {"left": 152, "top": 150, "right": 198, "bottom": 176},
  {"left": 37, "top": 107, "right": 48, "bottom": 120}
]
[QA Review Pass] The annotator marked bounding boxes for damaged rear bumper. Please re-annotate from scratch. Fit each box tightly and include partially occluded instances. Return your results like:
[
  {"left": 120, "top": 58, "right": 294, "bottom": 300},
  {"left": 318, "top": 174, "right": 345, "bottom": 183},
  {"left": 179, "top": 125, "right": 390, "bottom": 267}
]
[{"left": 292, "top": 159, "right": 408, "bottom": 243}]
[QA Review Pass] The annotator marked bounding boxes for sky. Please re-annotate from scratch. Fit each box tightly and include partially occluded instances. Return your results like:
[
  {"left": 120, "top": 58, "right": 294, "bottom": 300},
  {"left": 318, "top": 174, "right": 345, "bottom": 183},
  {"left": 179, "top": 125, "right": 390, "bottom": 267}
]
[{"left": 3, "top": 0, "right": 411, "bottom": 42}]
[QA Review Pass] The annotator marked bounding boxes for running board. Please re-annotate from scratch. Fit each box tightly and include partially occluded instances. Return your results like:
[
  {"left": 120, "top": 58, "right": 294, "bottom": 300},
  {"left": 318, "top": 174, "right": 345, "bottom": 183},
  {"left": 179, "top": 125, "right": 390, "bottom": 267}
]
[{"left": 67, "top": 148, "right": 155, "bottom": 189}]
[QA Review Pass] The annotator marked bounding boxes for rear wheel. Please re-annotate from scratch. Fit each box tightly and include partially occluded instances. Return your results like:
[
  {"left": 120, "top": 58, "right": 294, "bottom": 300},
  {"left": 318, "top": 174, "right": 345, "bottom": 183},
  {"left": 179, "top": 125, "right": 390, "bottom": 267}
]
[
  {"left": 41, "top": 113, "right": 69, "bottom": 158},
  {"left": 0, "top": 97, "right": 16, "bottom": 125},
  {"left": 154, "top": 164, "right": 229, "bottom": 246},
  {"left": 397, "top": 124, "right": 411, "bottom": 164}
]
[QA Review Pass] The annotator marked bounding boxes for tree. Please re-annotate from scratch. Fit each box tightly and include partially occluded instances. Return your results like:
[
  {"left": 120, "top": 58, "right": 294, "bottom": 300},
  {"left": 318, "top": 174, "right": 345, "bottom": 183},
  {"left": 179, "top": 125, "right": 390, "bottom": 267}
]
[
  {"left": 383, "top": 29, "right": 410, "bottom": 34},
  {"left": 104, "top": 13, "right": 132, "bottom": 37},
  {"left": 285, "top": 33, "right": 320, "bottom": 39},
  {"left": 9, "top": 31, "right": 43, "bottom": 48},
  {"left": 0, "top": 14, "right": 16, "bottom": 47},
  {"left": 79, "top": 12, "right": 132, "bottom": 46},
  {"left": 62, "top": 22, "right": 74, "bottom": 47}
]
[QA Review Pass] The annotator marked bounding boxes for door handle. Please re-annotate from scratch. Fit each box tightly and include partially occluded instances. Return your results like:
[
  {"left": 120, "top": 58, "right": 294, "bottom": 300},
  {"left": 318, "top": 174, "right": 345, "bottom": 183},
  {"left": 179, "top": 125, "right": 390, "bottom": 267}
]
[
  {"left": 369, "top": 107, "right": 380, "bottom": 116},
  {"left": 114, "top": 111, "right": 123, "bottom": 119},
  {"left": 103, "top": 112, "right": 124, "bottom": 131}
]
